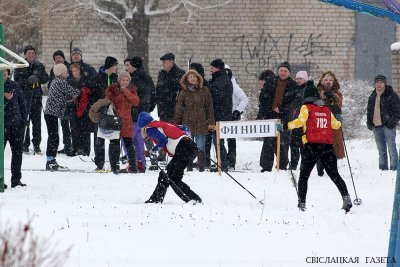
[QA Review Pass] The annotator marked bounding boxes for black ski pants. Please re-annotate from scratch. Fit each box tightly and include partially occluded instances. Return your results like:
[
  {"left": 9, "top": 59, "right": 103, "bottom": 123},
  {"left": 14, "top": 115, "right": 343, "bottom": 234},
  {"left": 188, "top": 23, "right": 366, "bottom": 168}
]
[
  {"left": 259, "top": 129, "right": 290, "bottom": 171},
  {"left": 45, "top": 114, "right": 59, "bottom": 158},
  {"left": 298, "top": 143, "right": 349, "bottom": 203},
  {"left": 148, "top": 139, "right": 201, "bottom": 203},
  {"left": 5, "top": 125, "right": 24, "bottom": 184},
  {"left": 94, "top": 136, "right": 136, "bottom": 171},
  {"left": 24, "top": 96, "right": 42, "bottom": 149}
]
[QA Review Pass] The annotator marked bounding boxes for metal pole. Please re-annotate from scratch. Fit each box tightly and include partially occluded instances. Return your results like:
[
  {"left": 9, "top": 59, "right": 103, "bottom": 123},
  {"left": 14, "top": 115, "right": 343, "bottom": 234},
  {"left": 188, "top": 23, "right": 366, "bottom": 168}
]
[
  {"left": 0, "top": 20, "right": 4, "bottom": 192},
  {"left": 387, "top": 156, "right": 400, "bottom": 267}
]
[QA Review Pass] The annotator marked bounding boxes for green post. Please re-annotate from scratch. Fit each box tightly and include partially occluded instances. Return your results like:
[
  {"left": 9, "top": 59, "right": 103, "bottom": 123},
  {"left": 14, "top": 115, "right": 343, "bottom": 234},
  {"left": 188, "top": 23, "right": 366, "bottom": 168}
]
[{"left": 0, "top": 20, "right": 4, "bottom": 192}]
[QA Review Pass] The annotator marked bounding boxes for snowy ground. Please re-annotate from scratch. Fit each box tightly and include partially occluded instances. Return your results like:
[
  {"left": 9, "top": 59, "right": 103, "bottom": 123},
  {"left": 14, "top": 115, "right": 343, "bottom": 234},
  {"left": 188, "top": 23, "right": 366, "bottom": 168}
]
[{"left": 0, "top": 113, "right": 398, "bottom": 267}]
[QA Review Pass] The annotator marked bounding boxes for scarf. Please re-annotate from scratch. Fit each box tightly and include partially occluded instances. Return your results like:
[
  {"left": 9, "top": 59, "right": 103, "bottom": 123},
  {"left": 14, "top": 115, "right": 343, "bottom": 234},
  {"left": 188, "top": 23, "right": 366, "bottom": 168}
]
[
  {"left": 188, "top": 84, "right": 199, "bottom": 92},
  {"left": 373, "top": 88, "right": 385, "bottom": 126}
]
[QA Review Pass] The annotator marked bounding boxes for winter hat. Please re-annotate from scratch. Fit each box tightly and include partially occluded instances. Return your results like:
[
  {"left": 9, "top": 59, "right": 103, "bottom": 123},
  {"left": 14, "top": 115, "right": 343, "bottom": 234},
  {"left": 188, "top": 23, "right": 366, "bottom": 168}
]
[
  {"left": 130, "top": 56, "right": 143, "bottom": 69},
  {"left": 23, "top": 45, "right": 36, "bottom": 55},
  {"left": 296, "top": 71, "right": 309, "bottom": 81},
  {"left": 53, "top": 50, "right": 65, "bottom": 61},
  {"left": 278, "top": 61, "right": 291, "bottom": 72},
  {"left": 53, "top": 63, "right": 68, "bottom": 76},
  {"left": 71, "top": 47, "right": 82, "bottom": 56},
  {"left": 259, "top": 70, "right": 275, "bottom": 80},
  {"left": 137, "top": 112, "right": 154, "bottom": 128},
  {"left": 374, "top": 74, "right": 387, "bottom": 84},
  {"left": 303, "top": 80, "right": 320, "bottom": 99},
  {"left": 118, "top": 71, "right": 131, "bottom": 83},
  {"left": 210, "top": 58, "right": 225, "bottom": 70},
  {"left": 160, "top": 53, "right": 175, "bottom": 61},
  {"left": 190, "top": 63, "right": 205, "bottom": 77},
  {"left": 104, "top": 56, "right": 118, "bottom": 69}
]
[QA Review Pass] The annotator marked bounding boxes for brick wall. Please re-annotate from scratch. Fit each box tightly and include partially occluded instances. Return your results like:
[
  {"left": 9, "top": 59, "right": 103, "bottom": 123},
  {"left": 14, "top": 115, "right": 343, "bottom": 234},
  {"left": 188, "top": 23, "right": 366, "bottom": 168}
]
[{"left": 40, "top": 0, "right": 356, "bottom": 93}]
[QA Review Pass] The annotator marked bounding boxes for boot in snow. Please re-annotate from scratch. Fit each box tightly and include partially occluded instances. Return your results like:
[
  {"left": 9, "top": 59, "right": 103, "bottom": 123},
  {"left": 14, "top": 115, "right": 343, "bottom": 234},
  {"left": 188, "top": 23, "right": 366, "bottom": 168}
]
[
  {"left": 297, "top": 201, "right": 306, "bottom": 211},
  {"left": 342, "top": 195, "right": 352, "bottom": 212}
]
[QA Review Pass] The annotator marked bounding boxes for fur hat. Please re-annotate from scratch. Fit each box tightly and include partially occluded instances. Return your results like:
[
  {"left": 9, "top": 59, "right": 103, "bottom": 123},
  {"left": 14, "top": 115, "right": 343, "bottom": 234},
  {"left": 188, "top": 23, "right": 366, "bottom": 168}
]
[
  {"left": 374, "top": 74, "right": 387, "bottom": 84},
  {"left": 278, "top": 61, "right": 291, "bottom": 72},
  {"left": 23, "top": 45, "right": 36, "bottom": 55},
  {"left": 210, "top": 58, "right": 225, "bottom": 70},
  {"left": 53, "top": 63, "right": 68, "bottom": 76},
  {"left": 71, "top": 47, "right": 82, "bottom": 56},
  {"left": 118, "top": 71, "right": 131, "bottom": 83},
  {"left": 138, "top": 112, "right": 154, "bottom": 128},
  {"left": 130, "top": 56, "right": 143, "bottom": 69},
  {"left": 303, "top": 80, "right": 320, "bottom": 99},
  {"left": 180, "top": 69, "right": 204, "bottom": 90},
  {"left": 160, "top": 53, "right": 175, "bottom": 61},
  {"left": 53, "top": 50, "right": 65, "bottom": 61},
  {"left": 296, "top": 71, "right": 309, "bottom": 81},
  {"left": 104, "top": 56, "right": 118, "bottom": 69}
]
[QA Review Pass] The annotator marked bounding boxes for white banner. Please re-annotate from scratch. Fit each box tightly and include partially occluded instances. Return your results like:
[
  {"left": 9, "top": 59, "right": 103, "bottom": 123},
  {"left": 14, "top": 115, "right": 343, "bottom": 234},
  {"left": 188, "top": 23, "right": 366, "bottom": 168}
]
[{"left": 218, "top": 119, "right": 280, "bottom": 138}]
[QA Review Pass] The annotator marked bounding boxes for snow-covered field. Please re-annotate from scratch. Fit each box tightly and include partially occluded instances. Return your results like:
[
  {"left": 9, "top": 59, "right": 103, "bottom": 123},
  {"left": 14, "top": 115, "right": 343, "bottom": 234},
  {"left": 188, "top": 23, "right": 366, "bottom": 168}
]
[{"left": 1, "top": 114, "right": 398, "bottom": 267}]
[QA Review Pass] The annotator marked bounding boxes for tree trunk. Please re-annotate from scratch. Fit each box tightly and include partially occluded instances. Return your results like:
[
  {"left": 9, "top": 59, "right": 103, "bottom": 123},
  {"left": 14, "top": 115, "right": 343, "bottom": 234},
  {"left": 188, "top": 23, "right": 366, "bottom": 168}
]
[{"left": 126, "top": 13, "right": 150, "bottom": 71}]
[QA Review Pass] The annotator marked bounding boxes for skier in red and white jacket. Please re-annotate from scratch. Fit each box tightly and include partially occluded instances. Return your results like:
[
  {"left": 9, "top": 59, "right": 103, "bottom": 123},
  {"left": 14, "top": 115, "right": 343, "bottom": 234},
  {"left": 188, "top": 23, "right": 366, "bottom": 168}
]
[
  {"left": 286, "top": 80, "right": 352, "bottom": 212},
  {"left": 138, "top": 112, "right": 202, "bottom": 204}
]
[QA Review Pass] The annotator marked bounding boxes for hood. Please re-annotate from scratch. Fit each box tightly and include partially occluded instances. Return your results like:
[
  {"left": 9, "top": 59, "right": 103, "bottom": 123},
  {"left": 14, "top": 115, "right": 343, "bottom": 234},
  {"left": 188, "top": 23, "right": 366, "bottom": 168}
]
[
  {"left": 138, "top": 112, "right": 154, "bottom": 128},
  {"left": 179, "top": 69, "right": 204, "bottom": 90}
]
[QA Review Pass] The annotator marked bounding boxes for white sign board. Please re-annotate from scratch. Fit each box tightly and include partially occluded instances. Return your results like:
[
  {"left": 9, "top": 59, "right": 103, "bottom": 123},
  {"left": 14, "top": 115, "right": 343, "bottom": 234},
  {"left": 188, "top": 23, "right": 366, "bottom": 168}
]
[{"left": 218, "top": 119, "right": 280, "bottom": 138}]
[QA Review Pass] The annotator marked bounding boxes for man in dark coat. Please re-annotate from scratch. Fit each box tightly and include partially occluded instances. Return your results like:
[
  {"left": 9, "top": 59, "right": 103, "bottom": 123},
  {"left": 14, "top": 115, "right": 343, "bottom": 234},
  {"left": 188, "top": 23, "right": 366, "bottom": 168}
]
[
  {"left": 207, "top": 58, "right": 233, "bottom": 171},
  {"left": 155, "top": 53, "right": 185, "bottom": 122},
  {"left": 367, "top": 75, "right": 400, "bottom": 170},
  {"left": 14, "top": 45, "right": 49, "bottom": 154},
  {"left": 257, "top": 61, "right": 298, "bottom": 172},
  {"left": 154, "top": 53, "right": 185, "bottom": 162},
  {"left": 4, "top": 69, "right": 27, "bottom": 188}
]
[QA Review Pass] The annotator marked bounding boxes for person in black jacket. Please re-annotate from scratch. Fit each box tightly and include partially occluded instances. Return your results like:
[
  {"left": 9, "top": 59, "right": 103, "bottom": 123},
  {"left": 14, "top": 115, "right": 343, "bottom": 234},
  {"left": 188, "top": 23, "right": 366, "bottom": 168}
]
[
  {"left": 154, "top": 53, "right": 185, "bottom": 162},
  {"left": 4, "top": 69, "right": 27, "bottom": 188},
  {"left": 14, "top": 45, "right": 49, "bottom": 154},
  {"left": 88, "top": 56, "right": 119, "bottom": 171},
  {"left": 207, "top": 58, "right": 233, "bottom": 171},
  {"left": 257, "top": 61, "right": 298, "bottom": 172},
  {"left": 70, "top": 47, "right": 97, "bottom": 79},
  {"left": 124, "top": 56, "right": 156, "bottom": 172},
  {"left": 367, "top": 75, "right": 400, "bottom": 170}
]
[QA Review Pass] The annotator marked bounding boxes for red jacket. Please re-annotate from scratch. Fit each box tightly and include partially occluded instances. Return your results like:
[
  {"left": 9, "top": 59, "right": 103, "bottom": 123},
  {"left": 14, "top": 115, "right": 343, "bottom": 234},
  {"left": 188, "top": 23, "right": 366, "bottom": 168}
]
[{"left": 106, "top": 84, "right": 139, "bottom": 137}]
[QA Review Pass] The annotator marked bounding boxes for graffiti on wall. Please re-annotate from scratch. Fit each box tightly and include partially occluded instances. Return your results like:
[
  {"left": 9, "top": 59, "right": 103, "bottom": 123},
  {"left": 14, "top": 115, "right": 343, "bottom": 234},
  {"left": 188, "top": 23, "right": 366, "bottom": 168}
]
[{"left": 233, "top": 30, "right": 332, "bottom": 77}]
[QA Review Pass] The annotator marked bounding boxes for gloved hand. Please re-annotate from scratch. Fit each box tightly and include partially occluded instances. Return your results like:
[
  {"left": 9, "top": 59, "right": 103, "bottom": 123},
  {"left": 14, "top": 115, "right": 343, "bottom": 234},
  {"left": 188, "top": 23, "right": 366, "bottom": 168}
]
[
  {"left": 232, "top": 110, "right": 242, "bottom": 121},
  {"left": 208, "top": 125, "right": 216, "bottom": 131},
  {"left": 324, "top": 90, "right": 334, "bottom": 100},
  {"left": 28, "top": 75, "right": 39, "bottom": 85},
  {"left": 149, "top": 147, "right": 158, "bottom": 157},
  {"left": 335, "top": 114, "right": 344, "bottom": 123}
]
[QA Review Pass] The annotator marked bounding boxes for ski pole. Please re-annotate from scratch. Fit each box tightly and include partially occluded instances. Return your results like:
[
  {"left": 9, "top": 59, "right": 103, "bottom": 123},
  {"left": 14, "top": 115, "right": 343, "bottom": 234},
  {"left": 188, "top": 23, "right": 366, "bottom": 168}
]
[
  {"left": 205, "top": 153, "right": 264, "bottom": 205},
  {"left": 148, "top": 154, "right": 192, "bottom": 202},
  {"left": 340, "top": 128, "right": 362, "bottom": 205}
]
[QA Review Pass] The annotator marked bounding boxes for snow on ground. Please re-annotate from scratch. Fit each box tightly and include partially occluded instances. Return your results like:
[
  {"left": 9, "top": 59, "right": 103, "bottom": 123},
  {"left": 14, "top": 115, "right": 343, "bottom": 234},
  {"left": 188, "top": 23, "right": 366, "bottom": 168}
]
[{"left": 0, "top": 116, "right": 398, "bottom": 266}]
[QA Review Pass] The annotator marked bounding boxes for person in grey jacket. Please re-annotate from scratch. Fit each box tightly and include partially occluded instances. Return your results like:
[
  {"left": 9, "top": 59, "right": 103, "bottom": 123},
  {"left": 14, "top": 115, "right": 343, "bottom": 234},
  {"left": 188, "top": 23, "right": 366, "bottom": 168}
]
[{"left": 44, "top": 64, "right": 79, "bottom": 171}]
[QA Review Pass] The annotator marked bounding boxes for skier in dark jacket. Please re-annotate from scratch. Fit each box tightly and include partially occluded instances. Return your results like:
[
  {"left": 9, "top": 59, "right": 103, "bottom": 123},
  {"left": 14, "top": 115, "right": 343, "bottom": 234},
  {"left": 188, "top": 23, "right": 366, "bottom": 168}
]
[
  {"left": 14, "top": 45, "right": 49, "bottom": 154},
  {"left": 124, "top": 56, "right": 156, "bottom": 172},
  {"left": 138, "top": 112, "right": 202, "bottom": 204},
  {"left": 367, "top": 75, "right": 400, "bottom": 170},
  {"left": 287, "top": 80, "right": 352, "bottom": 212},
  {"left": 257, "top": 61, "right": 298, "bottom": 172},
  {"left": 4, "top": 69, "right": 27, "bottom": 188}
]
